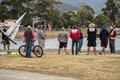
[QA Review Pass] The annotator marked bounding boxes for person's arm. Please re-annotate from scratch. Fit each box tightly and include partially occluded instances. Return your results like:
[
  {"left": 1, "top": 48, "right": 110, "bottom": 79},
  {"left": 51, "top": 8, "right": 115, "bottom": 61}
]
[
  {"left": 77, "top": 30, "right": 80, "bottom": 39},
  {"left": 70, "top": 31, "right": 72, "bottom": 39},
  {"left": 57, "top": 32, "right": 60, "bottom": 42},
  {"left": 2, "top": 33, "right": 4, "bottom": 40},
  {"left": 99, "top": 31, "right": 102, "bottom": 40},
  {"left": 32, "top": 31, "right": 35, "bottom": 41},
  {"left": 114, "top": 30, "right": 117, "bottom": 37}
]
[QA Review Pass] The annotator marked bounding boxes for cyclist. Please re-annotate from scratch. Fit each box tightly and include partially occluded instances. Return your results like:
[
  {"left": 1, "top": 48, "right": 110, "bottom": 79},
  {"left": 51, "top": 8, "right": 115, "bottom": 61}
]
[{"left": 23, "top": 26, "right": 35, "bottom": 58}]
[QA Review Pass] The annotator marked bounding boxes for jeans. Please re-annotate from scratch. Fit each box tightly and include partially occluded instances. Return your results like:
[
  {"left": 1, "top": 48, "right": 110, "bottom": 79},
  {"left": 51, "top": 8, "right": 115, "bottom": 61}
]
[
  {"left": 26, "top": 42, "right": 32, "bottom": 57},
  {"left": 72, "top": 39, "right": 78, "bottom": 55},
  {"left": 109, "top": 40, "right": 115, "bottom": 53},
  {"left": 77, "top": 38, "right": 83, "bottom": 52}
]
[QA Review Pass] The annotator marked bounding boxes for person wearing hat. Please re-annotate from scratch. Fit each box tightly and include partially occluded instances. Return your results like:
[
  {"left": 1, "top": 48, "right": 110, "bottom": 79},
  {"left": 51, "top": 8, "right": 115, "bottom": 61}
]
[
  {"left": 70, "top": 25, "right": 80, "bottom": 55},
  {"left": 23, "top": 25, "right": 35, "bottom": 58},
  {"left": 99, "top": 26, "right": 109, "bottom": 55},
  {"left": 57, "top": 27, "right": 68, "bottom": 54},
  {"left": 109, "top": 25, "right": 116, "bottom": 54},
  {"left": 87, "top": 23, "right": 97, "bottom": 55}
]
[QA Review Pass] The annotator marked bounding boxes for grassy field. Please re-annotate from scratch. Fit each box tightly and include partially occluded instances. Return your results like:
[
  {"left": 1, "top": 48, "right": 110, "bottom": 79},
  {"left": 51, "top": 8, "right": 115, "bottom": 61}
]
[{"left": 0, "top": 52, "right": 120, "bottom": 80}]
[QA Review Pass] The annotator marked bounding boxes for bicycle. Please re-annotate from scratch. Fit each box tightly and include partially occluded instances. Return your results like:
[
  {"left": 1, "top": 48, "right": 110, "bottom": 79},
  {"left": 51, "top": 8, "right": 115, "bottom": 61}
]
[{"left": 18, "top": 41, "right": 43, "bottom": 57}]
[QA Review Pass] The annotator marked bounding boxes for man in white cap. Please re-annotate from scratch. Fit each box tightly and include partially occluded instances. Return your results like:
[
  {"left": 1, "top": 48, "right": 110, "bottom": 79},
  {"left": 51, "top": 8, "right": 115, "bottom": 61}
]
[
  {"left": 87, "top": 23, "right": 97, "bottom": 55},
  {"left": 23, "top": 25, "right": 35, "bottom": 58}
]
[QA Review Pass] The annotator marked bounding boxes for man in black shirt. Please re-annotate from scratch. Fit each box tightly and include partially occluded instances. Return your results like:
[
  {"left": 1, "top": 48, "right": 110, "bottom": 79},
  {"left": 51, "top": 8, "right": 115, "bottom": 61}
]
[
  {"left": 87, "top": 23, "right": 97, "bottom": 55},
  {"left": 2, "top": 27, "right": 10, "bottom": 51}
]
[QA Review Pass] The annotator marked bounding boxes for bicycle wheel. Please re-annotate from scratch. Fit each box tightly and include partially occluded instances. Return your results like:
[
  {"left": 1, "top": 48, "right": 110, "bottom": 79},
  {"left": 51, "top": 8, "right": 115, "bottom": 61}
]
[
  {"left": 19, "top": 44, "right": 34, "bottom": 57},
  {"left": 18, "top": 45, "right": 26, "bottom": 57},
  {"left": 34, "top": 45, "right": 43, "bottom": 57}
]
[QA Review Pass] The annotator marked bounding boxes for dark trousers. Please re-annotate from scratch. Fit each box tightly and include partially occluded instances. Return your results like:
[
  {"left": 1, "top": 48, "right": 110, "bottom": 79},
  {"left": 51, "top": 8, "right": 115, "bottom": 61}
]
[
  {"left": 77, "top": 38, "right": 83, "bottom": 52},
  {"left": 26, "top": 42, "right": 32, "bottom": 57},
  {"left": 109, "top": 40, "right": 115, "bottom": 53},
  {"left": 72, "top": 39, "right": 78, "bottom": 55}
]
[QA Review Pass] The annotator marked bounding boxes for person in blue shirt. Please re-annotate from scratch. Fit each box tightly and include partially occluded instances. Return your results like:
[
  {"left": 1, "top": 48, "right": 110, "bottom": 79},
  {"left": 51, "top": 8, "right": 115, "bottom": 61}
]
[{"left": 99, "top": 26, "right": 109, "bottom": 55}]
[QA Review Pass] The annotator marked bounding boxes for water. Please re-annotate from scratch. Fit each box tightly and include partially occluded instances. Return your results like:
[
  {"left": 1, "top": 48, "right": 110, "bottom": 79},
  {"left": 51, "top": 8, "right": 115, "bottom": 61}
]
[{"left": 0, "top": 38, "right": 120, "bottom": 51}]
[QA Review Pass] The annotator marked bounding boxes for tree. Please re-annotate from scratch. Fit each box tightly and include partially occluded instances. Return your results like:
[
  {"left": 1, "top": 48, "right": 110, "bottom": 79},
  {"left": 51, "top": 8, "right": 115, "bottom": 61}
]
[
  {"left": 0, "top": 0, "right": 32, "bottom": 19},
  {"left": 61, "top": 11, "right": 80, "bottom": 28},
  {"left": 77, "top": 5, "right": 94, "bottom": 27},
  {"left": 25, "top": 0, "right": 62, "bottom": 29},
  {"left": 93, "top": 14, "right": 110, "bottom": 28},
  {"left": 0, "top": 0, "right": 62, "bottom": 28},
  {"left": 102, "top": 0, "right": 119, "bottom": 23}
]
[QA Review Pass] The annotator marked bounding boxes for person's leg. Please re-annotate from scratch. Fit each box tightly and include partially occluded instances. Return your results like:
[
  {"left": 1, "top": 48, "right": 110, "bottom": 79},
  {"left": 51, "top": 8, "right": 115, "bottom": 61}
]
[
  {"left": 87, "top": 40, "right": 90, "bottom": 55},
  {"left": 93, "top": 40, "right": 96, "bottom": 55},
  {"left": 109, "top": 40, "right": 113, "bottom": 54},
  {"left": 77, "top": 39, "right": 80, "bottom": 52},
  {"left": 26, "top": 42, "right": 32, "bottom": 57},
  {"left": 102, "top": 47, "right": 105, "bottom": 55},
  {"left": 58, "top": 48, "right": 61, "bottom": 54},
  {"left": 64, "top": 42, "right": 68, "bottom": 54},
  {"left": 64, "top": 48, "right": 68, "bottom": 54},
  {"left": 75, "top": 40, "right": 78, "bottom": 55},
  {"left": 7, "top": 44, "right": 10, "bottom": 51},
  {"left": 77, "top": 39, "right": 83, "bottom": 52},
  {"left": 58, "top": 42, "right": 62, "bottom": 54},
  {"left": 3, "top": 44, "right": 6, "bottom": 51},
  {"left": 93, "top": 47, "right": 96, "bottom": 55},
  {"left": 80, "top": 39, "right": 83, "bottom": 51},
  {"left": 112, "top": 41, "right": 115, "bottom": 53},
  {"left": 26, "top": 43, "right": 29, "bottom": 57},
  {"left": 41, "top": 40, "right": 45, "bottom": 48},
  {"left": 72, "top": 40, "right": 75, "bottom": 55},
  {"left": 28, "top": 42, "right": 32, "bottom": 57},
  {"left": 39, "top": 40, "right": 43, "bottom": 48},
  {"left": 87, "top": 47, "right": 90, "bottom": 55}
]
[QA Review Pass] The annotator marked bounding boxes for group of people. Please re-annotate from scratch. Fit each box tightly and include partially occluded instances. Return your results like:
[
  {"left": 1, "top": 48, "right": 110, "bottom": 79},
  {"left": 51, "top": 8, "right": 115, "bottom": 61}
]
[
  {"left": 1, "top": 23, "right": 117, "bottom": 58},
  {"left": 57, "top": 23, "right": 116, "bottom": 55}
]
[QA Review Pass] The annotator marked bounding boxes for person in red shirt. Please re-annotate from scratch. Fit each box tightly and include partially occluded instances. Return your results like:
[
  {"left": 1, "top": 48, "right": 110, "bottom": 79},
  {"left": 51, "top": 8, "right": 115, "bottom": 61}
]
[{"left": 70, "top": 25, "right": 80, "bottom": 55}]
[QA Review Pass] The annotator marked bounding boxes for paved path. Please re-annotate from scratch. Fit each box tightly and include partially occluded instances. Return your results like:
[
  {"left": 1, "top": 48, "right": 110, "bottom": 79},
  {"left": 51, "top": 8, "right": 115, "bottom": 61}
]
[{"left": 0, "top": 69, "right": 77, "bottom": 80}]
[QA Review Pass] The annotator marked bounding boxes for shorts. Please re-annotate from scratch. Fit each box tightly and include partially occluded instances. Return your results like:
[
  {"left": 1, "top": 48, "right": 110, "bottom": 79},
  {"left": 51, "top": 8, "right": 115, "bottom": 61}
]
[
  {"left": 87, "top": 40, "right": 96, "bottom": 47},
  {"left": 101, "top": 40, "right": 108, "bottom": 48},
  {"left": 3, "top": 40, "right": 10, "bottom": 45},
  {"left": 59, "top": 42, "right": 67, "bottom": 48},
  {"left": 38, "top": 40, "right": 45, "bottom": 48}
]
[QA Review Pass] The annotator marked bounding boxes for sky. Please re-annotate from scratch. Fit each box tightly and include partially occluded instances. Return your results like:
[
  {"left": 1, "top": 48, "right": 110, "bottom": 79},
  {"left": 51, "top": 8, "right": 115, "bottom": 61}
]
[{"left": 61, "top": 0, "right": 107, "bottom": 14}]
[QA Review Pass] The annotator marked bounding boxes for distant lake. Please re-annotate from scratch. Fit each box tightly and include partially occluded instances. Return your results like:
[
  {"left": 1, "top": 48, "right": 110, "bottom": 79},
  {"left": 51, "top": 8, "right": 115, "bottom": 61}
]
[{"left": 0, "top": 38, "right": 120, "bottom": 51}]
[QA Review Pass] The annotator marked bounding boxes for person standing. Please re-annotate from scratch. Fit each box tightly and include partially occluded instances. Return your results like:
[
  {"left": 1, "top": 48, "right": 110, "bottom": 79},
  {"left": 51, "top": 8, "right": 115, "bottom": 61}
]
[
  {"left": 23, "top": 26, "right": 35, "bottom": 58},
  {"left": 109, "top": 25, "right": 116, "bottom": 54},
  {"left": 70, "top": 26, "right": 80, "bottom": 55},
  {"left": 57, "top": 27, "right": 68, "bottom": 54},
  {"left": 87, "top": 23, "right": 97, "bottom": 55},
  {"left": 2, "top": 27, "right": 10, "bottom": 52},
  {"left": 37, "top": 26, "right": 46, "bottom": 48},
  {"left": 77, "top": 27, "right": 83, "bottom": 52},
  {"left": 99, "top": 26, "right": 109, "bottom": 55}
]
